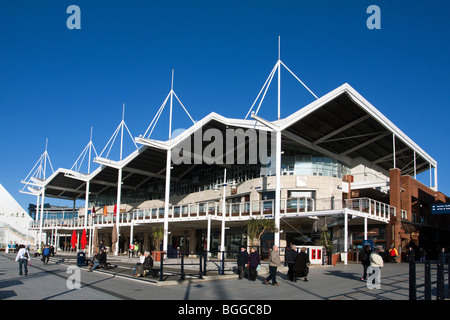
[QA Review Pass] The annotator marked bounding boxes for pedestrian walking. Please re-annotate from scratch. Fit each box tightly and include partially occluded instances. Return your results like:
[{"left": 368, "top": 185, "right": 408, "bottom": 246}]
[
  {"left": 264, "top": 245, "right": 281, "bottom": 286},
  {"left": 15, "top": 244, "right": 31, "bottom": 276},
  {"left": 360, "top": 245, "right": 371, "bottom": 281},
  {"left": 389, "top": 245, "right": 398, "bottom": 263},
  {"left": 406, "top": 246, "right": 415, "bottom": 262},
  {"left": 129, "top": 242, "right": 135, "bottom": 258},
  {"left": 293, "top": 247, "right": 310, "bottom": 282},
  {"left": 237, "top": 245, "right": 248, "bottom": 279},
  {"left": 285, "top": 244, "right": 298, "bottom": 281},
  {"left": 247, "top": 247, "right": 261, "bottom": 281},
  {"left": 42, "top": 245, "right": 50, "bottom": 265},
  {"left": 419, "top": 247, "right": 426, "bottom": 262},
  {"left": 133, "top": 242, "right": 139, "bottom": 258}
]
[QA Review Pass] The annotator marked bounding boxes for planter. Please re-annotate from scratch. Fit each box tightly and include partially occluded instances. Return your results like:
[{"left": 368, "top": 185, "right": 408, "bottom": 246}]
[
  {"left": 152, "top": 251, "right": 164, "bottom": 262},
  {"left": 332, "top": 254, "right": 339, "bottom": 266}
]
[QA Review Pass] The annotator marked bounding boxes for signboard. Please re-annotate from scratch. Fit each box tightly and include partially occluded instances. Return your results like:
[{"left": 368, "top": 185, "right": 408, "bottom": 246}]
[
  {"left": 431, "top": 204, "right": 450, "bottom": 214},
  {"left": 362, "top": 240, "right": 374, "bottom": 250}
]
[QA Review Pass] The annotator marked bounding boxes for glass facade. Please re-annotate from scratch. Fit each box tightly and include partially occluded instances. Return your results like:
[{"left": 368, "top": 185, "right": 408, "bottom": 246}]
[
  {"left": 91, "top": 144, "right": 350, "bottom": 206},
  {"left": 274, "top": 145, "right": 350, "bottom": 178}
]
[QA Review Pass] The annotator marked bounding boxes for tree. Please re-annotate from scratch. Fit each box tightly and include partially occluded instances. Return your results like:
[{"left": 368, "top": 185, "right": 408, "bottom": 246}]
[
  {"left": 247, "top": 216, "right": 275, "bottom": 246},
  {"left": 317, "top": 226, "right": 333, "bottom": 251},
  {"left": 151, "top": 225, "right": 164, "bottom": 251}
]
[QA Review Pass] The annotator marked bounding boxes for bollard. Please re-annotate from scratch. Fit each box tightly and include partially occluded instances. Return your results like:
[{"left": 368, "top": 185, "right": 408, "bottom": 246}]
[
  {"left": 159, "top": 252, "right": 164, "bottom": 281},
  {"left": 409, "top": 260, "right": 416, "bottom": 300},
  {"left": 180, "top": 253, "right": 185, "bottom": 280},
  {"left": 199, "top": 254, "right": 203, "bottom": 279},
  {"left": 424, "top": 261, "right": 431, "bottom": 300},
  {"left": 203, "top": 251, "right": 207, "bottom": 276},
  {"left": 220, "top": 251, "right": 225, "bottom": 275}
]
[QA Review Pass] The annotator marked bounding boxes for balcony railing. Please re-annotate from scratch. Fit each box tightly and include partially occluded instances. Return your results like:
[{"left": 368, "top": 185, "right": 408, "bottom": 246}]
[
  {"left": 29, "top": 197, "right": 394, "bottom": 229},
  {"left": 344, "top": 197, "right": 394, "bottom": 221}
]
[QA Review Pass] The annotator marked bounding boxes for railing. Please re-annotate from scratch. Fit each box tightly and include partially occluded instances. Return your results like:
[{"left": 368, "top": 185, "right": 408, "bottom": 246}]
[
  {"left": 29, "top": 196, "right": 394, "bottom": 229},
  {"left": 409, "top": 253, "right": 449, "bottom": 300},
  {"left": 344, "top": 198, "right": 393, "bottom": 221},
  {"left": 0, "top": 222, "right": 36, "bottom": 243},
  {"left": 158, "top": 251, "right": 206, "bottom": 281}
]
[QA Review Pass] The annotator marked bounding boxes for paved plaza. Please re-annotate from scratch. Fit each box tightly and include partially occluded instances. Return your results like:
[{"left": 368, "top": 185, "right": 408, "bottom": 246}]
[{"left": 0, "top": 251, "right": 426, "bottom": 302}]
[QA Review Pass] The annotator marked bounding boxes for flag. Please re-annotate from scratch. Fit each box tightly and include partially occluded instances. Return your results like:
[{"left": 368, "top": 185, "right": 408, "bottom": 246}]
[
  {"left": 114, "top": 204, "right": 117, "bottom": 214},
  {"left": 103, "top": 205, "right": 108, "bottom": 216}
]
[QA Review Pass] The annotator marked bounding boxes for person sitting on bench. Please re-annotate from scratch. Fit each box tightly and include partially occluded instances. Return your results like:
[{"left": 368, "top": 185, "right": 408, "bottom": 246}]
[
  {"left": 98, "top": 248, "right": 108, "bottom": 268},
  {"left": 135, "top": 251, "right": 153, "bottom": 277},
  {"left": 88, "top": 251, "right": 100, "bottom": 272}
]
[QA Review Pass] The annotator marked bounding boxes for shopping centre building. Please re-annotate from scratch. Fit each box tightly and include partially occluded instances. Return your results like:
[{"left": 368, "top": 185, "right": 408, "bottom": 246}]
[{"left": 22, "top": 58, "right": 450, "bottom": 262}]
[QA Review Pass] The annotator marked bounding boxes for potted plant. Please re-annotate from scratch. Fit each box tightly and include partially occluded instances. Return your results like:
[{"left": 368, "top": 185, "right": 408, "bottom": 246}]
[{"left": 151, "top": 225, "right": 164, "bottom": 261}]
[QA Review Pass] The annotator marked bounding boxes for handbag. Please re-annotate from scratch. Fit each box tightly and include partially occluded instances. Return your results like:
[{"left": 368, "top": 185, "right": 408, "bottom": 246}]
[{"left": 256, "top": 264, "right": 261, "bottom": 271}]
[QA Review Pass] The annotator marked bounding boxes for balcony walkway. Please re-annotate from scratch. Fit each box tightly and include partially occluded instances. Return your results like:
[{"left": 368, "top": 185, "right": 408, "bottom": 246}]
[{"left": 30, "top": 197, "right": 393, "bottom": 231}]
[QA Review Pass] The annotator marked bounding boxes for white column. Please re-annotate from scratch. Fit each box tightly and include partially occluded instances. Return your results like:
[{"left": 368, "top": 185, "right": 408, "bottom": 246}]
[
  {"left": 84, "top": 181, "right": 90, "bottom": 229},
  {"left": 39, "top": 187, "right": 45, "bottom": 248},
  {"left": 89, "top": 222, "right": 93, "bottom": 256},
  {"left": 434, "top": 164, "right": 438, "bottom": 191},
  {"left": 221, "top": 169, "right": 227, "bottom": 253},
  {"left": 34, "top": 196, "right": 39, "bottom": 248},
  {"left": 364, "top": 216, "right": 368, "bottom": 240},
  {"left": 430, "top": 163, "right": 432, "bottom": 188},
  {"left": 130, "top": 220, "right": 134, "bottom": 252},
  {"left": 392, "top": 134, "right": 396, "bottom": 169},
  {"left": 163, "top": 149, "right": 172, "bottom": 254},
  {"left": 344, "top": 210, "right": 348, "bottom": 265},
  {"left": 115, "top": 167, "right": 122, "bottom": 256},
  {"left": 54, "top": 228, "right": 58, "bottom": 250},
  {"left": 5, "top": 230, "right": 9, "bottom": 253},
  {"left": 274, "top": 130, "right": 281, "bottom": 247},
  {"left": 207, "top": 214, "right": 211, "bottom": 259},
  {"left": 277, "top": 60, "right": 281, "bottom": 120}
]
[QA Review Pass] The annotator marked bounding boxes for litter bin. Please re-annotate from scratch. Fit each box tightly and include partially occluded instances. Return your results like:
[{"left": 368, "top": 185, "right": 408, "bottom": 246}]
[{"left": 77, "top": 252, "right": 86, "bottom": 267}]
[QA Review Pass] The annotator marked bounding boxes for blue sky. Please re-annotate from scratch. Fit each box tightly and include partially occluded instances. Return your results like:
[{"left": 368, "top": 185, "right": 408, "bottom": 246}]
[{"left": 0, "top": 1, "right": 449, "bottom": 211}]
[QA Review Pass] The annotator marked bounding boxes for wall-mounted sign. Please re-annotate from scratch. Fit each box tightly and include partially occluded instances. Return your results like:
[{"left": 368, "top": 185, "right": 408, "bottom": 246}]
[{"left": 431, "top": 203, "right": 450, "bottom": 214}]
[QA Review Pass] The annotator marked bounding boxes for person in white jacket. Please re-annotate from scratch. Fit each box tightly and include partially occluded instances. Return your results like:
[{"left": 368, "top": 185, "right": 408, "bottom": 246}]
[
  {"left": 368, "top": 248, "right": 383, "bottom": 288},
  {"left": 15, "top": 244, "right": 31, "bottom": 276}
]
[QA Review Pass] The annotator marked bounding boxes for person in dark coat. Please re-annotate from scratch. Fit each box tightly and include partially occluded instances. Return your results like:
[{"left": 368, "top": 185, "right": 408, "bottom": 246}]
[
  {"left": 293, "top": 247, "right": 310, "bottom": 282},
  {"left": 136, "top": 251, "right": 153, "bottom": 277},
  {"left": 98, "top": 248, "right": 107, "bottom": 267},
  {"left": 247, "top": 247, "right": 261, "bottom": 281},
  {"left": 237, "top": 246, "right": 249, "bottom": 279},
  {"left": 406, "top": 246, "right": 415, "bottom": 262},
  {"left": 360, "top": 245, "right": 371, "bottom": 281},
  {"left": 285, "top": 244, "right": 298, "bottom": 281}
]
